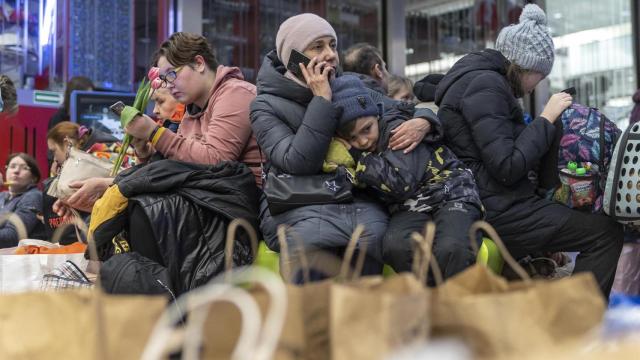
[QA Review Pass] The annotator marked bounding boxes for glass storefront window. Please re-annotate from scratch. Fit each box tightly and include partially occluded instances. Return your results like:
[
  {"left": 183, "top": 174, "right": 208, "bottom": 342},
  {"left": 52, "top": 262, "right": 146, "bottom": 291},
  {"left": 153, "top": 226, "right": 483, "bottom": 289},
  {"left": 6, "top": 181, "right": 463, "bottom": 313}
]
[
  {"left": 547, "top": 0, "right": 636, "bottom": 129},
  {"left": 0, "top": 0, "right": 61, "bottom": 89},
  {"left": 405, "top": 0, "right": 526, "bottom": 81},
  {"left": 202, "top": 0, "right": 382, "bottom": 83}
]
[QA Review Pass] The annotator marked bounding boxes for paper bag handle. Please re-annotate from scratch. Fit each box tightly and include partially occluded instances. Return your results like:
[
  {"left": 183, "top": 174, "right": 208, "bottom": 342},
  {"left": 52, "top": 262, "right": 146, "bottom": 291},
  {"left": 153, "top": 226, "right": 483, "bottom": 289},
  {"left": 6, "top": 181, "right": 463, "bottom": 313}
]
[
  {"left": 142, "top": 283, "right": 263, "bottom": 360},
  {"left": 468, "top": 221, "right": 531, "bottom": 282},
  {"left": 51, "top": 216, "right": 106, "bottom": 360},
  {"left": 0, "top": 212, "right": 28, "bottom": 241},
  {"left": 410, "top": 222, "right": 444, "bottom": 285},
  {"left": 339, "top": 224, "right": 367, "bottom": 281},
  {"left": 277, "top": 225, "right": 346, "bottom": 284},
  {"left": 224, "top": 218, "right": 259, "bottom": 276},
  {"left": 211, "top": 267, "right": 287, "bottom": 360}
]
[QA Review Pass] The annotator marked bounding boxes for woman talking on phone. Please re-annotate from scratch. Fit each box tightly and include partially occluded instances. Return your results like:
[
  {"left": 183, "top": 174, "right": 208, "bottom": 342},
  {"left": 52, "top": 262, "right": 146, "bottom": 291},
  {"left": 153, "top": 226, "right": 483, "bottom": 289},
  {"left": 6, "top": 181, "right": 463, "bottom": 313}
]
[{"left": 251, "top": 13, "right": 435, "bottom": 281}]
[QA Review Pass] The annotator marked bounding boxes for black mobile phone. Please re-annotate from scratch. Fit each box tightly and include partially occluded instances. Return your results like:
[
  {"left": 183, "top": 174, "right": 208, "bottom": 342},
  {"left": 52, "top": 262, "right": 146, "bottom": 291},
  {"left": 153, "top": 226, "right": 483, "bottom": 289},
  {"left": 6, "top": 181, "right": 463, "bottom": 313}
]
[
  {"left": 287, "top": 49, "right": 312, "bottom": 80},
  {"left": 109, "top": 101, "right": 126, "bottom": 117},
  {"left": 561, "top": 86, "right": 576, "bottom": 96}
]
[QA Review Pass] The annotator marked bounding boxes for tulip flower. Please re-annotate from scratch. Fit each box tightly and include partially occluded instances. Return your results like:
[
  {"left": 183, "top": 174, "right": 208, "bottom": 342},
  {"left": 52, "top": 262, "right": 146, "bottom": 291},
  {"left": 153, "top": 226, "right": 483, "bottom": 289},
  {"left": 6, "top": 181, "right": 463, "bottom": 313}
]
[
  {"left": 151, "top": 77, "right": 163, "bottom": 90},
  {"left": 147, "top": 67, "right": 160, "bottom": 81}
]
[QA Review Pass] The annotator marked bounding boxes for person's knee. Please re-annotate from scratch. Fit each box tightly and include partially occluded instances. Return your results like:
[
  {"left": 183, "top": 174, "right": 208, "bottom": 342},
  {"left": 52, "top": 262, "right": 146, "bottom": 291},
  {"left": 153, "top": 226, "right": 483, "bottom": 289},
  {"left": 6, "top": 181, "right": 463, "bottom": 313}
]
[
  {"left": 435, "top": 238, "right": 475, "bottom": 265},
  {"left": 596, "top": 217, "right": 624, "bottom": 247},
  {"left": 382, "top": 230, "right": 411, "bottom": 259}
]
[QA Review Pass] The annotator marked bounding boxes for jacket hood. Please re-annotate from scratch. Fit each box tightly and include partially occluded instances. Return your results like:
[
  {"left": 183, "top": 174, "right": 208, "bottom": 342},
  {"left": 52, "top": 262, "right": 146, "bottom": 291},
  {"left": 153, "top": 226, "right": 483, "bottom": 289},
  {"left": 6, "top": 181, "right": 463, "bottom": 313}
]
[
  {"left": 185, "top": 65, "right": 247, "bottom": 118},
  {"left": 434, "top": 49, "right": 510, "bottom": 106},
  {"left": 255, "top": 50, "right": 314, "bottom": 105}
]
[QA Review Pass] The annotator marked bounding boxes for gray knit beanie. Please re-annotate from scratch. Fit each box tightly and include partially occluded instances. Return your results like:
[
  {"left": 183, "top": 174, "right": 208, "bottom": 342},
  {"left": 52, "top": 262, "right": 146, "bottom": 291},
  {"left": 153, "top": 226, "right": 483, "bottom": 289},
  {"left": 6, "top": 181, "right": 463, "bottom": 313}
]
[
  {"left": 275, "top": 13, "right": 337, "bottom": 67},
  {"left": 495, "top": 4, "right": 554, "bottom": 76}
]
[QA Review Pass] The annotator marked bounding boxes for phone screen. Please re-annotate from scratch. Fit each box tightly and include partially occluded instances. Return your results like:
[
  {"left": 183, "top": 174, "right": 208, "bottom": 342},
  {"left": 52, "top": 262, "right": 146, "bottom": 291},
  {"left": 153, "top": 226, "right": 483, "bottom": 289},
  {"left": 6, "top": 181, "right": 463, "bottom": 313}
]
[{"left": 287, "top": 49, "right": 311, "bottom": 80}]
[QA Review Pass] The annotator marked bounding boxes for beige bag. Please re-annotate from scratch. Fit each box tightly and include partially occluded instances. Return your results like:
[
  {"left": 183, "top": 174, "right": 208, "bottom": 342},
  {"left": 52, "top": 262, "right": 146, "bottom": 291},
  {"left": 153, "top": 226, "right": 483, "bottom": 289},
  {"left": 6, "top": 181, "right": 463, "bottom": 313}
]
[
  {"left": 430, "top": 221, "right": 606, "bottom": 359},
  {"left": 202, "top": 219, "right": 299, "bottom": 360},
  {"left": 47, "top": 146, "right": 113, "bottom": 200},
  {"left": 0, "top": 217, "right": 166, "bottom": 360}
]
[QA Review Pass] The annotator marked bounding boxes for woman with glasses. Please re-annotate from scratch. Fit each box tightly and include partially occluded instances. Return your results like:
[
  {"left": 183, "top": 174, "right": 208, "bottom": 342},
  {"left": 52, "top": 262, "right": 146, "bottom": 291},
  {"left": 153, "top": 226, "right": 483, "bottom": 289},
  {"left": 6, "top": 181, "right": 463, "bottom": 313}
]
[
  {"left": 126, "top": 32, "right": 263, "bottom": 185},
  {"left": 1, "top": 153, "right": 46, "bottom": 246},
  {"left": 54, "top": 32, "right": 262, "bottom": 220}
]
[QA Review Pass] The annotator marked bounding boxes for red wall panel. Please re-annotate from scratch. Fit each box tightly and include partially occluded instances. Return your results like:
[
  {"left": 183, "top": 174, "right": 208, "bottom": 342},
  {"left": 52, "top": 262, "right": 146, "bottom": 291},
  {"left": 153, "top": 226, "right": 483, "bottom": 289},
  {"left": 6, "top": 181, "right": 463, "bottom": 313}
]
[{"left": 0, "top": 106, "right": 57, "bottom": 185}]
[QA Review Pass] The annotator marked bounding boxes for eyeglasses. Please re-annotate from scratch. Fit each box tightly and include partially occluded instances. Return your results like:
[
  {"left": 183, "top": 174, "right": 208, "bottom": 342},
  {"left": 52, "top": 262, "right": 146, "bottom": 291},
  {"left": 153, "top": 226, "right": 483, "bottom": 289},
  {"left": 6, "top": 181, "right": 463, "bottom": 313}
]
[
  {"left": 159, "top": 66, "right": 185, "bottom": 88},
  {"left": 6, "top": 164, "right": 31, "bottom": 172}
]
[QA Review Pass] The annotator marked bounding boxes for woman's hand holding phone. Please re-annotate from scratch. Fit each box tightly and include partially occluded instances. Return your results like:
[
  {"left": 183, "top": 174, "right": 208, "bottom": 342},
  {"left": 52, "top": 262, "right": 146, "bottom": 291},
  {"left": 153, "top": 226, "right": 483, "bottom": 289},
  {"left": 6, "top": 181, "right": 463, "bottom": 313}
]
[{"left": 300, "top": 56, "right": 333, "bottom": 101}]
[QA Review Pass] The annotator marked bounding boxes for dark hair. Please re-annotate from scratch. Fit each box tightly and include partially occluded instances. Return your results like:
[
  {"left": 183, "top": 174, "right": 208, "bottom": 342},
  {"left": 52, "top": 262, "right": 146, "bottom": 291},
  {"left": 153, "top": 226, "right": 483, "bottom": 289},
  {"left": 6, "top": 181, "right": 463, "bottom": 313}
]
[
  {"left": 343, "top": 43, "right": 384, "bottom": 76},
  {"left": 152, "top": 32, "right": 218, "bottom": 70},
  {"left": 506, "top": 63, "right": 527, "bottom": 98},
  {"left": 0, "top": 75, "right": 18, "bottom": 114},
  {"left": 63, "top": 76, "right": 94, "bottom": 114},
  {"left": 6, "top": 153, "right": 41, "bottom": 183},
  {"left": 337, "top": 120, "right": 358, "bottom": 140}
]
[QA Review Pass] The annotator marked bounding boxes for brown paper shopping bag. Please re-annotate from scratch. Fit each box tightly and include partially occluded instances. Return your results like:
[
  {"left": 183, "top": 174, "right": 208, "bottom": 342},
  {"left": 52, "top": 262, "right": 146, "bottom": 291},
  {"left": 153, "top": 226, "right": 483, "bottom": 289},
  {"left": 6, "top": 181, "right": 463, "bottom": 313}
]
[
  {"left": 0, "top": 218, "right": 167, "bottom": 360},
  {"left": 283, "top": 224, "right": 430, "bottom": 360},
  {"left": 430, "top": 221, "right": 606, "bottom": 359},
  {"left": 202, "top": 219, "right": 302, "bottom": 360},
  {"left": 142, "top": 266, "right": 287, "bottom": 360},
  {"left": 203, "top": 219, "right": 433, "bottom": 360}
]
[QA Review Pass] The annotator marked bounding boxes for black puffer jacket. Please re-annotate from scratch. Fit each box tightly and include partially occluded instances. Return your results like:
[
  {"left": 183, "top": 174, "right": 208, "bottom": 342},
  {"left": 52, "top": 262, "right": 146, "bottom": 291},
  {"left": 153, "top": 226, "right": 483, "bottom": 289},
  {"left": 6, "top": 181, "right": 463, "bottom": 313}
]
[
  {"left": 434, "top": 49, "right": 559, "bottom": 221},
  {"left": 93, "top": 160, "right": 259, "bottom": 295}
]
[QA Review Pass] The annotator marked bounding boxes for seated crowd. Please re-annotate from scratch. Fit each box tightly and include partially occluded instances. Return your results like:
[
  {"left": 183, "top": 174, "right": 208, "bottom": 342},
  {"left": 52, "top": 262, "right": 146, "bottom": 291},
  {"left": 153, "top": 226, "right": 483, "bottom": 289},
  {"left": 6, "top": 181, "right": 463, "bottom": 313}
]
[{"left": 0, "top": 5, "right": 624, "bottom": 298}]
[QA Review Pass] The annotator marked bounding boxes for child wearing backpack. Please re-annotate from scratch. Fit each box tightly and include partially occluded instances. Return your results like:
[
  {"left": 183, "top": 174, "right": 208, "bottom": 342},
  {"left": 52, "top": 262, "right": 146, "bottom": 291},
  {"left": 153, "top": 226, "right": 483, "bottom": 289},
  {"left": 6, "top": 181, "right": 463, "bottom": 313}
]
[{"left": 324, "top": 75, "right": 484, "bottom": 280}]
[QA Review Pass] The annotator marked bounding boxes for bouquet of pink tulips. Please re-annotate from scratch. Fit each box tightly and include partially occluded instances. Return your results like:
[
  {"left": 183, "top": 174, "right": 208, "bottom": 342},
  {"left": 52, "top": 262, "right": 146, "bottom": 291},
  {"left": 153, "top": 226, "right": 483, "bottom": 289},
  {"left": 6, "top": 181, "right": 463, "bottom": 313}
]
[{"left": 110, "top": 68, "right": 163, "bottom": 176}]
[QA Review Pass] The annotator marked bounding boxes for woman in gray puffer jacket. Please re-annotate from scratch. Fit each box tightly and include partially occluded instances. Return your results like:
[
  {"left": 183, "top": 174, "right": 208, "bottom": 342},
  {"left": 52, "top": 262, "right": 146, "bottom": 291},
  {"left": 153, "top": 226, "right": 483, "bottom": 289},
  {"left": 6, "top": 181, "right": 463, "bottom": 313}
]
[{"left": 251, "top": 13, "right": 433, "bottom": 282}]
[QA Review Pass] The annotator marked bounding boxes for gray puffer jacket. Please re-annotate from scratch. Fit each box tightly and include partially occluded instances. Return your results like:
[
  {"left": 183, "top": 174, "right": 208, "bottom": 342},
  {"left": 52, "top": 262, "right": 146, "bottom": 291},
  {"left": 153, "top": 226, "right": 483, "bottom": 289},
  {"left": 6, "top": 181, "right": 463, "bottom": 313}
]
[{"left": 251, "top": 51, "right": 338, "bottom": 175}]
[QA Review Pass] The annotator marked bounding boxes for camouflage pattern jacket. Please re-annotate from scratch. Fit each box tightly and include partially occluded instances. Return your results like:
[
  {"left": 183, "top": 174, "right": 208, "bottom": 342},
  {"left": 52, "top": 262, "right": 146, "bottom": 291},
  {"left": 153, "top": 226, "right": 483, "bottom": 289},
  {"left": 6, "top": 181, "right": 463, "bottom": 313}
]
[{"left": 354, "top": 110, "right": 483, "bottom": 214}]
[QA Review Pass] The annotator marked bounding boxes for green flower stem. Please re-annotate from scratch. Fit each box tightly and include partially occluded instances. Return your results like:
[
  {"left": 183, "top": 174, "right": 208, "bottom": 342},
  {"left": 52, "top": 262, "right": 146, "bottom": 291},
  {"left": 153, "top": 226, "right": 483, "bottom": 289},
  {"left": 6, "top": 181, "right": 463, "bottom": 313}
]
[{"left": 111, "top": 79, "right": 152, "bottom": 176}]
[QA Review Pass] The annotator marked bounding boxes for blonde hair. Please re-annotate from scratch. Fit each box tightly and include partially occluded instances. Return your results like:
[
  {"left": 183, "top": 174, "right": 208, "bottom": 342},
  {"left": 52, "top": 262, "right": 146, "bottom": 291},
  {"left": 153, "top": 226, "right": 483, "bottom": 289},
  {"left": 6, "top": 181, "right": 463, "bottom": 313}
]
[
  {"left": 506, "top": 63, "right": 527, "bottom": 98},
  {"left": 387, "top": 75, "right": 413, "bottom": 99}
]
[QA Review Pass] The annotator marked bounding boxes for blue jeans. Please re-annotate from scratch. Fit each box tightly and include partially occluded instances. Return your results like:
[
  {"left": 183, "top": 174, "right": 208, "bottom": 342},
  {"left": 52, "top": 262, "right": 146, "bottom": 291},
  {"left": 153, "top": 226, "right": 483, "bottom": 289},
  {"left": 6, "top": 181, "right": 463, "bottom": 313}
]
[{"left": 258, "top": 193, "right": 388, "bottom": 282}]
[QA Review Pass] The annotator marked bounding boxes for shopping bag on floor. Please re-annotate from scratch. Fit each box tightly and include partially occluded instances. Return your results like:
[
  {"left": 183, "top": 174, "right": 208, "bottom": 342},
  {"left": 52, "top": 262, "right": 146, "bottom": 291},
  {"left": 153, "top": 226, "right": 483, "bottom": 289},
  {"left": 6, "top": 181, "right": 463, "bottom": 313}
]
[
  {"left": 200, "top": 219, "right": 301, "bottom": 360},
  {"left": 0, "top": 218, "right": 167, "bottom": 360},
  {"left": 430, "top": 221, "right": 606, "bottom": 359},
  {"left": 203, "top": 220, "right": 431, "bottom": 360},
  {"left": 287, "top": 224, "right": 430, "bottom": 360},
  {"left": 142, "top": 265, "right": 287, "bottom": 360},
  {"left": 0, "top": 216, "right": 89, "bottom": 293}
]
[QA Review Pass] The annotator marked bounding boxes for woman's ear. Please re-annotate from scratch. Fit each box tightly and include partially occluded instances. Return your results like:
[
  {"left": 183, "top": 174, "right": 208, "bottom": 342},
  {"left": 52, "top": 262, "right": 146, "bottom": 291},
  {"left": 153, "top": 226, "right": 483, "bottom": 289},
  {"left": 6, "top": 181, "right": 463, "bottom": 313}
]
[
  {"left": 372, "top": 63, "right": 383, "bottom": 82},
  {"left": 194, "top": 55, "right": 206, "bottom": 73}
]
